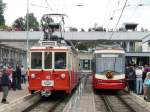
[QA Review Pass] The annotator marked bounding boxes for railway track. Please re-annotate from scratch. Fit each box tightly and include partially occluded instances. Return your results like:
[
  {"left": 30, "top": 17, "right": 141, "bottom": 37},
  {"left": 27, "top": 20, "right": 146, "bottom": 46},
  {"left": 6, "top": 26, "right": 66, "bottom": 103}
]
[
  {"left": 101, "top": 95, "right": 136, "bottom": 112},
  {"left": 94, "top": 91, "right": 150, "bottom": 112},
  {"left": 22, "top": 76, "right": 87, "bottom": 112},
  {"left": 22, "top": 93, "right": 71, "bottom": 112}
]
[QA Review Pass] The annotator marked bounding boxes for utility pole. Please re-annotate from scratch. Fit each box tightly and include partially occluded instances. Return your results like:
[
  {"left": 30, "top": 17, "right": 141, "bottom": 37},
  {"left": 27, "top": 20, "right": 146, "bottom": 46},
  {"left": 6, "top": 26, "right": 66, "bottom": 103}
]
[{"left": 26, "top": 0, "right": 29, "bottom": 69}]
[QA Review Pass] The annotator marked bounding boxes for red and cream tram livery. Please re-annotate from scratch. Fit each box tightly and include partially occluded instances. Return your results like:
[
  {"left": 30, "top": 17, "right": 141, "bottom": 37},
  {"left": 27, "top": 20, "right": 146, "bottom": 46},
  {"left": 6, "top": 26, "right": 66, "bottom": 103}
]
[
  {"left": 92, "top": 45, "right": 126, "bottom": 90},
  {"left": 28, "top": 41, "right": 79, "bottom": 96}
]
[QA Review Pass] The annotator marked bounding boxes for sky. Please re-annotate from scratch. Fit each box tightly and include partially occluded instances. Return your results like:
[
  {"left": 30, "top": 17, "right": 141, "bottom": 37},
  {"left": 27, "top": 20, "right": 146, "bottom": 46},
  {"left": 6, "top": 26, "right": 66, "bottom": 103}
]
[{"left": 3, "top": 0, "right": 150, "bottom": 31}]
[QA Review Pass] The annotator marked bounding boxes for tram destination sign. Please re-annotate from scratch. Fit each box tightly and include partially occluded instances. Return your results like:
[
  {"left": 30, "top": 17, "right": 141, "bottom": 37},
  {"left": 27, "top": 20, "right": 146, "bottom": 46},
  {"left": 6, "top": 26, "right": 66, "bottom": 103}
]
[{"left": 41, "top": 41, "right": 57, "bottom": 46}]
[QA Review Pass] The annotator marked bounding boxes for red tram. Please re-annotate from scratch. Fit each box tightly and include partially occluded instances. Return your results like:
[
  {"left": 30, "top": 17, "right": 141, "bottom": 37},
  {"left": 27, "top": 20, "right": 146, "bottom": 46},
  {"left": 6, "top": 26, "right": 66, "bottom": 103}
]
[
  {"left": 28, "top": 14, "right": 79, "bottom": 96},
  {"left": 92, "top": 44, "right": 127, "bottom": 90}
]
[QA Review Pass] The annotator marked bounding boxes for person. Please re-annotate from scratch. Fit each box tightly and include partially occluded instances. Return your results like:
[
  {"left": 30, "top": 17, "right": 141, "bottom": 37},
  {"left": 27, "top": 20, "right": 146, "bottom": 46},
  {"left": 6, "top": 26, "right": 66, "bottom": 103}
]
[
  {"left": 135, "top": 66, "right": 143, "bottom": 95},
  {"left": 143, "top": 72, "right": 150, "bottom": 100},
  {"left": 6, "top": 65, "right": 13, "bottom": 88},
  {"left": 16, "top": 64, "right": 22, "bottom": 90},
  {"left": 143, "top": 64, "right": 150, "bottom": 82},
  {"left": 125, "top": 65, "right": 130, "bottom": 92},
  {"left": 12, "top": 70, "right": 17, "bottom": 90},
  {"left": 21, "top": 65, "right": 26, "bottom": 84},
  {"left": 127, "top": 65, "right": 136, "bottom": 92},
  {"left": 1, "top": 68, "right": 10, "bottom": 104}
]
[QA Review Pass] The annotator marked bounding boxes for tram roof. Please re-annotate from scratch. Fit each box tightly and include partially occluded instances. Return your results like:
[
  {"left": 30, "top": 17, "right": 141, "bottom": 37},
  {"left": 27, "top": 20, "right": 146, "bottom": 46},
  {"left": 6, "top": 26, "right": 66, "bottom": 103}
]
[{"left": 30, "top": 46, "right": 70, "bottom": 50}]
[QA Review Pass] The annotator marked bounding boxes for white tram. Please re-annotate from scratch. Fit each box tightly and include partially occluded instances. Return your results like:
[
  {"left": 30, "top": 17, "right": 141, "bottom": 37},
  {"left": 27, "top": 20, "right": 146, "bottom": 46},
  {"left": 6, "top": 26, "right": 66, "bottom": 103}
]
[{"left": 92, "top": 44, "right": 127, "bottom": 90}]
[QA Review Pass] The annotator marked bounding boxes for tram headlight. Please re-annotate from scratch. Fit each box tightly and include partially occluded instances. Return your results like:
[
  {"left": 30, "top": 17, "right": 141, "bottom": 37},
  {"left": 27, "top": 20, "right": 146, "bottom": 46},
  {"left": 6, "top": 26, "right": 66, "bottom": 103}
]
[
  {"left": 60, "top": 73, "right": 66, "bottom": 79},
  {"left": 31, "top": 74, "right": 36, "bottom": 78}
]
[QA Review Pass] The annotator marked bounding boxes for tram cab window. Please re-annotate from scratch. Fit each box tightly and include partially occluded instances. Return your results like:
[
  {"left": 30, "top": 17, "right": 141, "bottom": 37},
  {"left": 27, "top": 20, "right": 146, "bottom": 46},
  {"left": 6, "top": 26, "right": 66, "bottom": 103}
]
[
  {"left": 54, "top": 52, "right": 66, "bottom": 69},
  {"left": 96, "top": 53, "right": 124, "bottom": 73},
  {"left": 31, "top": 52, "right": 42, "bottom": 69},
  {"left": 44, "top": 52, "right": 52, "bottom": 69}
]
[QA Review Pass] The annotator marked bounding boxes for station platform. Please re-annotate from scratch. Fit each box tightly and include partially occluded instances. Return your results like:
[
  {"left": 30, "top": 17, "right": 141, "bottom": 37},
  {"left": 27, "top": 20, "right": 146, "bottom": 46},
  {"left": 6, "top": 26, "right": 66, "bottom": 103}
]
[
  {"left": 63, "top": 76, "right": 96, "bottom": 112},
  {"left": 0, "top": 83, "right": 29, "bottom": 106},
  {"left": 130, "top": 92, "right": 150, "bottom": 111},
  {"left": 0, "top": 80, "right": 150, "bottom": 112},
  {"left": 78, "top": 78, "right": 95, "bottom": 112}
]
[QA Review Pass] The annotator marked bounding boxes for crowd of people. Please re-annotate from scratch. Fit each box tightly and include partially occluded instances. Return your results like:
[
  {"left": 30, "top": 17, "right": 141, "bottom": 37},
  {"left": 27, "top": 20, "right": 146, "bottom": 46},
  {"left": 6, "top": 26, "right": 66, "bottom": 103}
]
[
  {"left": 0, "top": 64, "right": 27, "bottom": 104},
  {"left": 126, "top": 64, "right": 150, "bottom": 100}
]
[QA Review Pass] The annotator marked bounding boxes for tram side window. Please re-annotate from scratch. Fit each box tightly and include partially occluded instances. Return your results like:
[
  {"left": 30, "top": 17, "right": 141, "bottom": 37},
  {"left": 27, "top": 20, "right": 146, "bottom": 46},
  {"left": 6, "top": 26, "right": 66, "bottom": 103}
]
[
  {"left": 31, "top": 52, "right": 42, "bottom": 69},
  {"left": 55, "top": 52, "right": 66, "bottom": 69},
  {"left": 44, "top": 52, "right": 52, "bottom": 69}
]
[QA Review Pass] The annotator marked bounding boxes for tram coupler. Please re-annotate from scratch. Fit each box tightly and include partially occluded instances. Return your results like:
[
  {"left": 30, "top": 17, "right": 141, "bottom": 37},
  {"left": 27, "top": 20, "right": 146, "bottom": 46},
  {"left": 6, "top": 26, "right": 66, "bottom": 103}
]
[{"left": 41, "top": 90, "right": 51, "bottom": 97}]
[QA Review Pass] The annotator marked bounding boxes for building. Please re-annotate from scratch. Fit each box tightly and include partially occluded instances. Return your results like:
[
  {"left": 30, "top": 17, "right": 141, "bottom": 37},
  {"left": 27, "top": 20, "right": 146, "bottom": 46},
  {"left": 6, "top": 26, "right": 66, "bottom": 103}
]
[{"left": 0, "top": 30, "right": 149, "bottom": 70}]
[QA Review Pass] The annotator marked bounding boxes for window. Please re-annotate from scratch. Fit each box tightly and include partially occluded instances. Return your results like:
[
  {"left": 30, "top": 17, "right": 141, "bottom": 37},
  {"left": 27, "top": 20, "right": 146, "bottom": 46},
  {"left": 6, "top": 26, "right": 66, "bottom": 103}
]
[
  {"left": 44, "top": 52, "right": 52, "bottom": 69},
  {"left": 54, "top": 52, "right": 66, "bottom": 69},
  {"left": 96, "top": 53, "right": 125, "bottom": 73},
  {"left": 31, "top": 52, "right": 42, "bottom": 69}
]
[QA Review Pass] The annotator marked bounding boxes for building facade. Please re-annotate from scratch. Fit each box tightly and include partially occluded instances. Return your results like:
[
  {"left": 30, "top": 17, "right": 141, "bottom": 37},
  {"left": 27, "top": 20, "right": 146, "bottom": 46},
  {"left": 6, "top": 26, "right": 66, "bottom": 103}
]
[{"left": 0, "top": 31, "right": 149, "bottom": 70}]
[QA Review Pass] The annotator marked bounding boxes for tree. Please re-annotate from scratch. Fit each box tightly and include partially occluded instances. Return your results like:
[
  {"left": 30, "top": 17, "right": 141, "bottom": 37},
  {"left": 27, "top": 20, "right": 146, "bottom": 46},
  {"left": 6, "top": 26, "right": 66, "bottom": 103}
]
[
  {"left": 69, "top": 27, "right": 78, "bottom": 32},
  {"left": 12, "top": 17, "right": 25, "bottom": 31},
  {"left": 0, "top": 0, "right": 6, "bottom": 28},
  {"left": 25, "top": 13, "right": 39, "bottom": 31}
]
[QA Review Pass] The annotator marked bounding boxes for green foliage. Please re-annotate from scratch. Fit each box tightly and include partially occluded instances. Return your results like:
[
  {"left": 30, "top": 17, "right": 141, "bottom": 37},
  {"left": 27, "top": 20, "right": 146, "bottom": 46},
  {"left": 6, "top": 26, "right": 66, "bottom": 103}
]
[
  {"left": 0, "top": 0, "right": 6, "bottom": 27},
  {"left": 25, "top": 13, "right": 39, "bottom": 31},
  {"left": 12, "top": 17, "right": 25, "bottom": 31},
  {"left": 72, "top": 41, "right": 95, "bottom": 51},
  {"left": 13, "top": 13, "right": 39, "bottom": 31}
]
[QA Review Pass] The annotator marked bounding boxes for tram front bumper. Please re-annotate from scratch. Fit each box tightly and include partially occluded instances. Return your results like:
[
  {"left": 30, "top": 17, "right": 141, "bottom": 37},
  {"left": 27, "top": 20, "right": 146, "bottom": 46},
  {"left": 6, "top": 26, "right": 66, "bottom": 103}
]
[{"left": 95, "top": 82, "right": 126, "bottom": 90}]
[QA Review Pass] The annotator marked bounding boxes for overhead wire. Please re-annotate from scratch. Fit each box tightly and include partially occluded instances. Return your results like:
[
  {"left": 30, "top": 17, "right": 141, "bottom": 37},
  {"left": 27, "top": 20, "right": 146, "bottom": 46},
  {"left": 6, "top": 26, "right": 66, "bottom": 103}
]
[
  {"left": 44, "top": 0, "right": 53, "bottom": 11},
  {"left": 102, "top": 0, "right": 110, "bottom": 28},
  {"left": 105, "top": 0, "right": 122, "bottom": 31},
  {"left": 31, "top": 3, "right": 48, "bottom": 9},
  {"left": 109, "top": 0, "right": 128, "bottom": 40}
]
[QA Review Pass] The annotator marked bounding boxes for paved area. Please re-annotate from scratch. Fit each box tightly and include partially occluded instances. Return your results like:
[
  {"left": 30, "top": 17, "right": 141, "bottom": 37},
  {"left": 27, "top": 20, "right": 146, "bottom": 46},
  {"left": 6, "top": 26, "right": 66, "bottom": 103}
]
[
  {"left": 63, "top": 76, "right": 95, "bottom": 112},
  {"left": 0, "top": 79, "right": 150, "bottom": 112},
  {"left": 0, "top": 83, "right": 29, "bottom": 106},
  {"left": 78, "top": 77, "right": 95, "bottom": 112},
  {"left": 131, "top": 92, "right": 150, "bottom": 111}
]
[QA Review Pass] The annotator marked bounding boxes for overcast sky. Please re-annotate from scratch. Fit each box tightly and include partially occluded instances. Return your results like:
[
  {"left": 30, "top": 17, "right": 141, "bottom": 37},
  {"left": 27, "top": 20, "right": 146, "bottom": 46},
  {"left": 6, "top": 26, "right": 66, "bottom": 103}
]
[{"left": 3, "top": 0, "right": 150, "bottom": 31}]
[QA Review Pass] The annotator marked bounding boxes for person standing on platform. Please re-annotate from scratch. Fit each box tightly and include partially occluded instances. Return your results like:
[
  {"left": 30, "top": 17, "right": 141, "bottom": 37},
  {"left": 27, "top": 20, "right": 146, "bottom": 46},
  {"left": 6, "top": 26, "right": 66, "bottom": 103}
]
[
  {"left": 16, "top": 64, "right": 22, "bottom": 90},
  {"left": 12, "top": 70, "right": 17, "bottom": 90},
  {"left": 143, "top": 72, "right": 150, "bottom": 100},
  {"left": 127, "top": 65, "right": 136, "bottom": 92},
  {"left": 1, "top": 68, "right": 10, "bottom": 104},
  {"left": 143, "top": 64, "right": 150, "bottom": 82},
  {"left": 6, "top": 65, "right": 13, "bottom": 88},
  {"left": 21, "top": 65, "right": 26, "bottom": 84},
  {"left": 135, "top": 66, "right": 143, "bottom": 95}
]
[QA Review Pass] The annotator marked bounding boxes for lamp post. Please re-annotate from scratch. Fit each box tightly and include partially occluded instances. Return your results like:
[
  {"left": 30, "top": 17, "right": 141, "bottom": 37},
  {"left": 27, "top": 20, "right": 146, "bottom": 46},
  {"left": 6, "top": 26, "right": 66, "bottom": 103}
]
[{"left": 26, "top": 0, "right": 29, "bottom": 69}]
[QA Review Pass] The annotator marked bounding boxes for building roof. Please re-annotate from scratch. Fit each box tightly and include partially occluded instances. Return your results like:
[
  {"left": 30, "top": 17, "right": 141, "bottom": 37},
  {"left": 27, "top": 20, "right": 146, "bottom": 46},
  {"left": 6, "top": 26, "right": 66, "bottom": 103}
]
[
  {"left": 142, "top": 34, "right": 150, "bottom": 43},
  {"left": 0, "top": 31, "right": 149, "bottom": 50},
  {"left": 0, "top": 31, "right": 150, "bottom": 41}
]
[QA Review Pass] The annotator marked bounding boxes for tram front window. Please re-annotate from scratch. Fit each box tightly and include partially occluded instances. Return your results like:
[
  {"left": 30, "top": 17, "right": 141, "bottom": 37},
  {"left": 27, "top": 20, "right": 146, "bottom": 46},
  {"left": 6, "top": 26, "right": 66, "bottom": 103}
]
[
  {"left": 44, "top": 52, "right": 52, "bottom": 69},
  {"left": 31, "top": 52, "right": 42, "bottom": 69},
  {"left": 96, "top": 54, "right": 124, "bottom": 73},
  {"left": 54, "top": 52, "right": 66, "bottom": 69}
]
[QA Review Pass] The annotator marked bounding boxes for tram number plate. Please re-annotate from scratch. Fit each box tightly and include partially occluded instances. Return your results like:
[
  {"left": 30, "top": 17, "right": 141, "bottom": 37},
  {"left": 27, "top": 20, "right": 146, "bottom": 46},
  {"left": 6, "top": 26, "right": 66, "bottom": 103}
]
[{"left": 41, "top": 80, "right": 54, "bottom": 86}]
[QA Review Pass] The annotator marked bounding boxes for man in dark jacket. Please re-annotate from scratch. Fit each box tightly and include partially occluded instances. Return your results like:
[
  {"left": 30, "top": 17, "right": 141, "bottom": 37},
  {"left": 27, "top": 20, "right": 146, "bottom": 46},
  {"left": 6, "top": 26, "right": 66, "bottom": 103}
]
[
  {"left": 1, "top": 68, "right": 10, "bottom": 104},
  {"left": 127, "top": 65, "right": 136, "bottom": 92},
  {"left": 16, "top": 64, "right": 22, "bottom": 90}
]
